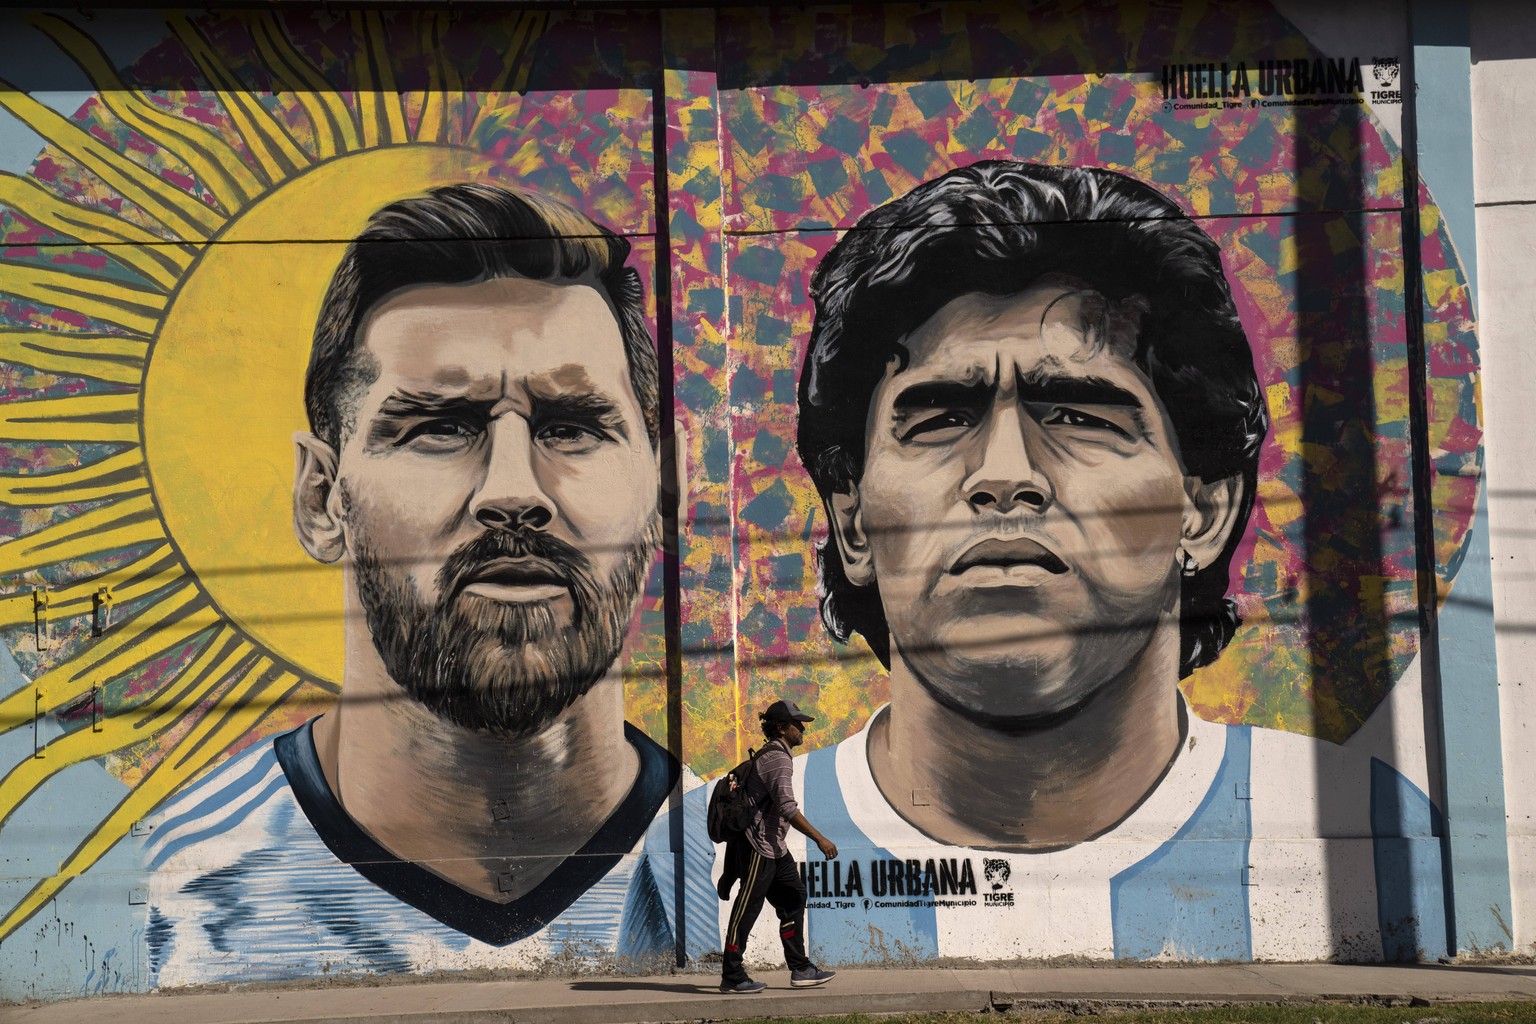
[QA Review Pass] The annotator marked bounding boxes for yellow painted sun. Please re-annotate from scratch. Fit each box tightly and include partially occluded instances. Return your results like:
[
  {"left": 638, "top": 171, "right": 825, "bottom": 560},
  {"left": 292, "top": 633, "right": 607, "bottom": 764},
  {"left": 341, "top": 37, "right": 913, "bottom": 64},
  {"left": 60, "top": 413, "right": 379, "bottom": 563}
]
[{"left": 0, "top": 9, "right": 548, "bottom": 941}]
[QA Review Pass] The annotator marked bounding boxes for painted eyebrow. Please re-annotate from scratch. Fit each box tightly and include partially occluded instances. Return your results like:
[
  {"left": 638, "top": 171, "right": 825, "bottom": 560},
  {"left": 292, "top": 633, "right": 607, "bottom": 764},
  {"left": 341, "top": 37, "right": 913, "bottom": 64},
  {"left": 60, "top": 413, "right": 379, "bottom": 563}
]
[
  {"left": 526, "top": 388, "right": 631, "bottom": 441},
  {"left": 1014, "top": 369, "right": 1143, "bottom": 409},
  {"left": 364, "top": 392, "right": 496, "bottom": 451},
  {"left": 374, "top": 390, "right": 498, "bottom": 418},
  {"left": 889, "top": 379, "right": 993, "bottom": 417}
]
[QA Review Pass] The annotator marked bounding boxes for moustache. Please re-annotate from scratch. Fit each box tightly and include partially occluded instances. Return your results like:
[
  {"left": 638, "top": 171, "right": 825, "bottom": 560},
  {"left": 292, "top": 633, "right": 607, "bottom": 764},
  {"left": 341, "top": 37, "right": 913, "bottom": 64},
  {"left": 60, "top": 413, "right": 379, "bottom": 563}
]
[{"left": 434, "top": 528, "right": 597, "bottom": 608}]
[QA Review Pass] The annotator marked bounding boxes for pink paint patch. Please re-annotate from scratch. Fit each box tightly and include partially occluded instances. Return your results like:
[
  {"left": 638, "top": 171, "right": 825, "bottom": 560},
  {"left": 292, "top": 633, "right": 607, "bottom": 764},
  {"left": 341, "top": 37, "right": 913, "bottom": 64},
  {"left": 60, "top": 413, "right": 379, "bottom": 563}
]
[{"left": 51, "top": 251, "right": 109, "bottom": 271}]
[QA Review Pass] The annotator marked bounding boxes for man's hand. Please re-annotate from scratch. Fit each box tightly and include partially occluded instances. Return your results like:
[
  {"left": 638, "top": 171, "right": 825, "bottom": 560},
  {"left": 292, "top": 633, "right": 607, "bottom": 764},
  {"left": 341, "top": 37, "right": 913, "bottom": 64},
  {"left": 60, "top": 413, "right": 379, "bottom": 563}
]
[{"left": 816, "top": 836, "right": 838, "bottom": 860}]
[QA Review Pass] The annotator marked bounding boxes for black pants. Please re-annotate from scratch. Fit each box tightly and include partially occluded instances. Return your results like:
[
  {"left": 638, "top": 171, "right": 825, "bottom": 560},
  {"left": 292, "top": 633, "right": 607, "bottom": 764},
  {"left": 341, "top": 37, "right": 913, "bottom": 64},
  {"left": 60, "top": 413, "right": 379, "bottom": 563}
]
[{"left": 721, "top": 843, "right": 811, "bottom": 984}]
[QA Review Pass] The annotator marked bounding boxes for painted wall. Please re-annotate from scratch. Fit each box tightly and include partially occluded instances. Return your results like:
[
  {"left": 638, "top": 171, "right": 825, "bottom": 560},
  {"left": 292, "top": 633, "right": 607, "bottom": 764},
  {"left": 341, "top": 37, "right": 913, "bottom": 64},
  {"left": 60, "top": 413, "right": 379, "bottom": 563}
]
[{"left": 0, "top": 0, "right": 1520, "bottom": 1002}]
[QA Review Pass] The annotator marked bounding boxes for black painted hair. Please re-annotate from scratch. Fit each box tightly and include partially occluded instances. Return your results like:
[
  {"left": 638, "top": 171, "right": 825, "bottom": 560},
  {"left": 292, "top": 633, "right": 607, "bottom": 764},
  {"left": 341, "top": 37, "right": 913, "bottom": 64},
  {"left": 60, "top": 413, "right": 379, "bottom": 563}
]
[
  {"left": 795, "top": 160, "right": 1269, "bottom": 678},
  {"left": 305, "top": 182, "right": 658, "bottom": 450}
]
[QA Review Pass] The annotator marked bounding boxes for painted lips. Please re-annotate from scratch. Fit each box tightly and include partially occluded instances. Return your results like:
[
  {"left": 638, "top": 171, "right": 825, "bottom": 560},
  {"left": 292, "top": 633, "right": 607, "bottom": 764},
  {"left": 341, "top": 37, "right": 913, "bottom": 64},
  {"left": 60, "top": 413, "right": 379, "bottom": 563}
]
[
  {"left": 948, "top": 537, "right": 1069, "bottom": 579},
  {"left": 457, "top": 556, "right": 571, "bottom": 603}
]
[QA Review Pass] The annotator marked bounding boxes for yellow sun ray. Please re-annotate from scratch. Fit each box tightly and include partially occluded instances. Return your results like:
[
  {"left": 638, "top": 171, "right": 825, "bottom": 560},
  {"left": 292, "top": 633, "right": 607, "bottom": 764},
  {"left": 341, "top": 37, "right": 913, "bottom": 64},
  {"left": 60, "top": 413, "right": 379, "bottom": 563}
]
[
  {"left": 0, "top": 328, "right": 146, "bottom": 386},
  {"left": 0, "top": 262, "right": 167, "bottom": 335},
  {"left": 0, "top": 494, "right": 162, "bottom": 577},
  {"left": 0, "top": 581, "right": 208, "bottom": 733},
  {"left": 415, "top": 14, "right": 451, "bottom": 144},
  {"left": 29, "top": 14, "right": 263, "bottom": 215},
  {"left": 0, "top": 392, "right": 140, "bottom": 443},
  {"left": 353, "top": 11, "right": 409, "bottom": 147},
  {"left": 489, "top": 11, "right": 549, "bottom": 94},
  {"left": 0, "top": 547, "right": 181, "bottom": 631},
  {"left": 166, "top": 13, "right": 312, "bottom": 183},
  {"left": 0, "top": 625, "right": 238, "bottom": 833},
  {"left": 0, "top": 81, "right": 221, "bottom": 239},
  {"left": 0, "top": 450, "right": 147, "bottom": 507},
  {"left": 468, "top": 11, "right": 547, "bottom": 138},
  {"left": 248, "top": 12, "right": 360, "bottom": 159},
  {"left": 0, "top": 661, "right": 301, "bottom": 944},
  {"left": 0, "top": 173, "right": 194, "bottom": 291}
]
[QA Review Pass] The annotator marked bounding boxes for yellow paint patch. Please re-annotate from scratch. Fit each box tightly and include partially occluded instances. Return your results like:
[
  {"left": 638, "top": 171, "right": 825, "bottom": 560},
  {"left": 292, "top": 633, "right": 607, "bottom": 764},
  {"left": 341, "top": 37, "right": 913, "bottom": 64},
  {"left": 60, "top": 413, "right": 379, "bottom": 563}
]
[{"left": 1424, "top": 268, "right": 1460, "bottom": 309}]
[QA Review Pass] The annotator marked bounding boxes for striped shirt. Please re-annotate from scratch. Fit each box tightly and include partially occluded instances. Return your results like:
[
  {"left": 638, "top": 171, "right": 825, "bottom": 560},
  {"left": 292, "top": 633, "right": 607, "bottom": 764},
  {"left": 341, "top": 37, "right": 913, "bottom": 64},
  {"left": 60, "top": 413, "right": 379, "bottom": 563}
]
[
  {"left": 745, "top": 738, "right": 797, "bottom": 858},
  {"left": 143, "top": 718, "right": 679, "bottom": 986}
]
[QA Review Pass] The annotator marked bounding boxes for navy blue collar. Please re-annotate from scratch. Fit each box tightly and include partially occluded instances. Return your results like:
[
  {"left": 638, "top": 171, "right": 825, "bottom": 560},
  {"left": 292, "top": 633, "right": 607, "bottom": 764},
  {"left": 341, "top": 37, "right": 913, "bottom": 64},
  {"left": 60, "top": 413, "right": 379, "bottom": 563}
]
[{"left": 275, "top": 716, "right": 678, "bottom": 947}]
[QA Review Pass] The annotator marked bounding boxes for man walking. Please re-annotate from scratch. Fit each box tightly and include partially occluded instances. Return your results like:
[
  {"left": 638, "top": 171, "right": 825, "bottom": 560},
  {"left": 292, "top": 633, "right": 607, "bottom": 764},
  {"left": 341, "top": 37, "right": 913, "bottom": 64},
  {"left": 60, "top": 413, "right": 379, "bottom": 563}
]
[{"left": 719, "top": 700, "right": 839, "bottom": 993}]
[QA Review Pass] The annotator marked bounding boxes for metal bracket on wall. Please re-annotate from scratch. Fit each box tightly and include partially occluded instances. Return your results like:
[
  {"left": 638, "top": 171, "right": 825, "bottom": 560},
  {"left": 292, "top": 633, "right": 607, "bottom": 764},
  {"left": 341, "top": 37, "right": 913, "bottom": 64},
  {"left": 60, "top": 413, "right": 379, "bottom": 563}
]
[
  {"left": 31, "top": 586, "right": 49, "bottom": 650},
  {"left": 90, "top": 684, "right": 103, "bottom": 734},
  {"left": 93, "top": 586, "right": 114, "bottom": 636},
  {"left": 32, "top": 688, "right": 43, "bottom": 759}
]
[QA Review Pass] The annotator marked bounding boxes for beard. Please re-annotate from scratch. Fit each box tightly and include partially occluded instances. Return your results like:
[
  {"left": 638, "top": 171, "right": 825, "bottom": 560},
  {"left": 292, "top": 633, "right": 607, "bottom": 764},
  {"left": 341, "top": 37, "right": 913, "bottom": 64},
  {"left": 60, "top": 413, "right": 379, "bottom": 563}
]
[{"left": 350, "top": 512, "right": 659, "bottom": 737}]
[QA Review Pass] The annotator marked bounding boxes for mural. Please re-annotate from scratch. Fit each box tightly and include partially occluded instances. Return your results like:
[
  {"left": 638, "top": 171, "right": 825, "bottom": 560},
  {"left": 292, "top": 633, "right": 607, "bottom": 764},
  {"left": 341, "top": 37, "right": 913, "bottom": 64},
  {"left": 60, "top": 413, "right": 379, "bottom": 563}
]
[
  {"left": 0, "top": 0, "right": 1491, "bottom": 1002},
  {"left": 687, "top": 160, "right": 1445, "bottom": 965}
]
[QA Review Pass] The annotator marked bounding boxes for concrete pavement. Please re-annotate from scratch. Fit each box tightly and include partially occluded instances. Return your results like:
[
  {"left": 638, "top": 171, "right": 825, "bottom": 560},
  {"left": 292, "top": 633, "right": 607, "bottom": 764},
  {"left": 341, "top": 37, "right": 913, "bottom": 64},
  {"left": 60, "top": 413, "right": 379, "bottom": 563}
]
[{"left": 6, "top": 963, "right": 1536, "bottom": 1024}]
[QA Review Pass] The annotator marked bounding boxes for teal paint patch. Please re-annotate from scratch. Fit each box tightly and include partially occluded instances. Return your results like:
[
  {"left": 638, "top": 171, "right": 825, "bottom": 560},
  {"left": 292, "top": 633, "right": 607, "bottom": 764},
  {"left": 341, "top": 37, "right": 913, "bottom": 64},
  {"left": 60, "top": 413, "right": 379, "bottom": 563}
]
[
  {"left": 908, "top": 81, "right": 955, "bottom": 119},
  {"left": 1097, "top": 132, "right": 1135, "bottom": 166},
  {"left": 683, "top": 164, "right": 721, "bottom": 199},
  {"left": 752, "top": 430, "right": 789, "bottom": 467},
  {"left": 750, "top": 174, "right": 808, "bottom": 213},
  {"left": 755, "top": 315, "right": 792, "bottom": 348},
  {"left": 736, "top": 244, "right": 787, "bottom": 286},
  {"left": 884, "top": 132, "right": 937, "bottom": 181},
  {"left": 820, "top": 113, "right": 869, "bottom": 155},
  {"left": 670, "top": 206, "right": 705, "bottom": 239},
  {"left": 807, "top": 157, "right": 849, "bottom": 197},
  {"left": 701, "top": 426, "right": 730, "bottom": 478},
  {"left": 953, "top": 107, "right": 999, "bottom": 150},
  {"left": 1232, "top": 119, "right": 1280, "bottom": 168},
  {"left": 766, "top": 553, "right": 803, "bottom": 588},
  {"left": 787, "top": 605, "right": 821, "bottom": 642},
  {"left": 731, "top": 101, "right": 771, "bottom": 157},
  {"left": 861, "top": 168, "right": 894, "bottom": 206},
  {"left": 730, "top": 367, "right": 768, "bottom": 405},
  {"left": 742, "top": 478, "right": 793, "bottom": 530},
  {"left": 773, "top": 368, "right": 797, "bottom": 403},
  {"left": 688, "top": 286, "right": 725, "bottom": 322},
  {"left": 1006, "top": 78, "right": 1049, "bottom": 117},
  {"left": 676, "top": 372, "right": 722, "bottom": 412},
  {"left": 1012, "top": 128, "right": 1052, "bottom": 160},
  {"left": 739, "top": 601, "right": 784, "bottom": 639}
]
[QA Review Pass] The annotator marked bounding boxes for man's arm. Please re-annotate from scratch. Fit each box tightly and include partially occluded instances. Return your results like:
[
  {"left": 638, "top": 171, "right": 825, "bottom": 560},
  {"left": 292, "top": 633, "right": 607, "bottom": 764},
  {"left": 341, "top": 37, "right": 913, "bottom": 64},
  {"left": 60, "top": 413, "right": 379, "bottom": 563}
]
[
  {"left": 788, "top": 810, "right": 837, "bottom": 860},
  {"left": 759, "top": 743, "right": 837, "bottom": 859}
]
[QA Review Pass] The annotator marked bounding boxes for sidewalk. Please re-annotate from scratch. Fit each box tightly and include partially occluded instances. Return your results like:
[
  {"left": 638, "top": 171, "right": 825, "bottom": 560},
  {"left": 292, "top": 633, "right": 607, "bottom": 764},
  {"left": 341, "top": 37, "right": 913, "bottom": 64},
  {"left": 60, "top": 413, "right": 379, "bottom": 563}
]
[{"left": 7, "top": 963, "right": 1536, "bottom": 1024}]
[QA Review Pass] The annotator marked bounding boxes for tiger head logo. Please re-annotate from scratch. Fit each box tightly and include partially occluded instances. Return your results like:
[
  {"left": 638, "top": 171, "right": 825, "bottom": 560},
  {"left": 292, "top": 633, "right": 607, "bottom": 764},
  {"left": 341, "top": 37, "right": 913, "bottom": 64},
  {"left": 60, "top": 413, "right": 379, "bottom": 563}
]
[{"left": 983, "top": 858, "right": 1011, "bottom": 891}]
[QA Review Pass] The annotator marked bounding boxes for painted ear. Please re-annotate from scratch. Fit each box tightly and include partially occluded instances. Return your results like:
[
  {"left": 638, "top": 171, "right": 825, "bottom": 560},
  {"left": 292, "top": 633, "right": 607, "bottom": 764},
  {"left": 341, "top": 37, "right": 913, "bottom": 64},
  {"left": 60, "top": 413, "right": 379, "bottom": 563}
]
[
  {"left": 1180, "top": 473, "right": 1245, "bottom": 572},
  {"left": 293, "top": 432, "right": 346, "bottom": 564},
  {"left": 827, "top": 486, "right": 875, "bottom": 587}
]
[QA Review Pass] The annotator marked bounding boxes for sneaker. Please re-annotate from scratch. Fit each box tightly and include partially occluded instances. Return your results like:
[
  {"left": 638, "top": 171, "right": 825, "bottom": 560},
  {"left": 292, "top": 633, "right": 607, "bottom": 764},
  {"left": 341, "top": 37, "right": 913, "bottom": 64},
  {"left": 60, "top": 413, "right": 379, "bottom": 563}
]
[
  {"left": 720, "top": 979, "right": 767, "bottom": 994},
  {"left": 790, "top": 966, "right": 836, "bottom": 988}
]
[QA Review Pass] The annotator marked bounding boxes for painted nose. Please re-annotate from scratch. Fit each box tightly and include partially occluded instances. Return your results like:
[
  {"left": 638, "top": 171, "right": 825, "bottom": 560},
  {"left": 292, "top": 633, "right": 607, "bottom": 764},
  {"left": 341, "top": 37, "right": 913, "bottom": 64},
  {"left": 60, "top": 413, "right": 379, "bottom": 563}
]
[
  {"left": 962, "top": 405, "right": 1053, "bottom": 514},
  {"left": 471, "top": 419, "right": 555, "bottom": 533}
]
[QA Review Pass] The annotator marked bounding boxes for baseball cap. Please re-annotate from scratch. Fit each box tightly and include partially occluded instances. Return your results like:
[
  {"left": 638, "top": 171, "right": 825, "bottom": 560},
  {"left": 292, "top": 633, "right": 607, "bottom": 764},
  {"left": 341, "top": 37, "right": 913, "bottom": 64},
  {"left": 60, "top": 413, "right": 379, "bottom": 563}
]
[{"left": 762, "top": 699, "right": 815, "bottom": 725}]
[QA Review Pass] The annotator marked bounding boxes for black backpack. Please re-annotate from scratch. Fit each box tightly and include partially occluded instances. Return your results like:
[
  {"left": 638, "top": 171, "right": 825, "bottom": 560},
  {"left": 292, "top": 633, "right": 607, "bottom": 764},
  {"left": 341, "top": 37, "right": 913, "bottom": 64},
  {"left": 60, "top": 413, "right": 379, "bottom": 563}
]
[{"left": 706, "top": 748, "right": 762, "bottom": 843}]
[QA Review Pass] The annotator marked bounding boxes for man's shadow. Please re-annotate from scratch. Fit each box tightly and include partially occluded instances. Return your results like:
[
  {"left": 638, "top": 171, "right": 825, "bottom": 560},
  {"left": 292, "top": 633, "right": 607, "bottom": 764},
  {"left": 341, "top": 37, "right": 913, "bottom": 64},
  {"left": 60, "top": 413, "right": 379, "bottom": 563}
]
[{"left": 569, "top": 980, "right": 724, "bottom": 994}]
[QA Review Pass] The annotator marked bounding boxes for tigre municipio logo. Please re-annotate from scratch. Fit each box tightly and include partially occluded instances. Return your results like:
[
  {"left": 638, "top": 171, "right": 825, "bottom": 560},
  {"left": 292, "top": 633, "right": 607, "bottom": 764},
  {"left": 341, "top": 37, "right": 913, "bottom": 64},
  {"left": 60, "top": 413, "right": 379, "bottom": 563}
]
[
  {"left": 1373, "top": 58, "right": 1401, "bottom": 87},
  {"left": 982, "top": 859, "right": 1014, "bottom": 906}
]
